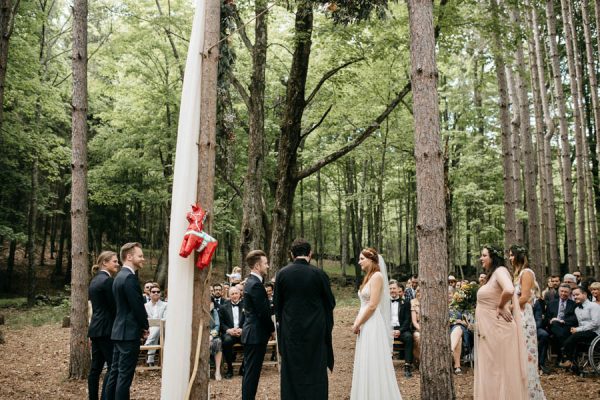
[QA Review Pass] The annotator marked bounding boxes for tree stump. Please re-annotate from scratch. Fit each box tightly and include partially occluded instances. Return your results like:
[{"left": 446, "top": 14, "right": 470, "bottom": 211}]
[{"left": 62, "top": 316, "right": 71, "bottom": 328}]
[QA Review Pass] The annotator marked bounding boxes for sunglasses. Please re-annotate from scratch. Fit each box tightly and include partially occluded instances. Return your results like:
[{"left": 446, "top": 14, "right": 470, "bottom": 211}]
[{"left": 151, "top": 290, "right": 161, "bottom": 294}]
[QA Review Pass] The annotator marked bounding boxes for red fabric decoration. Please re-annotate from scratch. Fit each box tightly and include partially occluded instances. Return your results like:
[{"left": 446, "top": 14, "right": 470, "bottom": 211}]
[{"left": 179, "top": 203, "right": 218, "bottom": 269}]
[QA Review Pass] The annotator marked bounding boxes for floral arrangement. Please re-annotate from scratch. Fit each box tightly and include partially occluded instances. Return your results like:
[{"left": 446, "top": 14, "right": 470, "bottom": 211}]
[{"left": 450, "top": 282, "right": 479, "bottom": 313}]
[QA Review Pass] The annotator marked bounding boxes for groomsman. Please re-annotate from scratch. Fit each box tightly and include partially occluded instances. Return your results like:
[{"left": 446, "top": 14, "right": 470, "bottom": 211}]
[
  {"left": 389, "top": 281, "right": 414, "bottom": 377},
  {"left": 105, "top": 243, "right": 149, "bottom": 400},
  {"left": 241, "top": 250, "right": 275, "bottom": 400}
]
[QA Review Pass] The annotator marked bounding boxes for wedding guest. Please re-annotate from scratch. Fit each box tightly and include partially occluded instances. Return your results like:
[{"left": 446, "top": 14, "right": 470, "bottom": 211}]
[
  {"left": 87, "top": 251, "right": 119, "bottom": 400},
  {"left": 561, "top": 287, "right": 600, "bottom": 374},
  {"left": 209, "top": 301, "right": 223, "bottom": 381},
  {"left": 212, "top": 283, "right": 225, "bottom": 310},
  {"left": 222, "top": 283, "right": 231, "bottom": 300},
  {"left": 542, "top": 275, "right": 560, "bottom": 304},
  {"left": 509, "top": 245, "right": 545, "bottom": 398},
  {"left": 533, "top": 296, "right": 550, "bottom": 374},
  {"left": 404, "top": 275, "right": 418, "bottom": 302},
  {"left": 563, "top": 274, "right": 578, "bottom": 298},
  {"left": 220, "top": 286, "right": 244, "bottom": 379},
  {"left": 143, "top": 284, "right": 167, "bottom": 366},
  {"left": 572, "top": 271, "right": 582, "bottom": 285},
  {"left": 410, "top": 287, "right": 421, "bottom": 364},
  {"left": 478, "top": 273, "right": 487, "bottom": 285},
  {"left": 389, "top": 280, "right": 414, "bottom": 377},
  {"left": 545, "top": 284, "right": 577, "bottom": 365},
  {"left": 143, "top": 281, "right": 153, "bottom": 303},
  {"left": 227, "top": 267, "right": 242, "bottom": 285},
  {"left": 448, "top": 275, "right": 457, "bottom": 295},
  {"left": 473, "top": 245, "right": 527, "bottom": 400},
  {"left": 589, "top": 282, "right": 600, "bottom": 305},
  {"left": 449, "top": 306, "right": 470, "bottom": 375}
]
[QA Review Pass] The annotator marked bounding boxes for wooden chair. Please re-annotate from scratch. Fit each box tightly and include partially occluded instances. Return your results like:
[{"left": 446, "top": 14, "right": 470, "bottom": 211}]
[{"left": 137, "top": 318, "right": 165, "bottom": 371}]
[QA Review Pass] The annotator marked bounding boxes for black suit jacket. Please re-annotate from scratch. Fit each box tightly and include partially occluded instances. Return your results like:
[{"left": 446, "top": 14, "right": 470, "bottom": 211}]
[
  {"left": 110, "top": 267, "right": 149, "bottom": 341},
  {"left": 219, "top": 299, "right": 245, "bottom": 334},
  {"left": 88, "top": 271, "right": 116, "bottom": 338},
  {"left": 392, "top": 297, "right": 412, "bottom": 333},
  {"left": 544, "top": 298, "right": 578, "bottom": 329},
  {"left": 242, "top": 274, "right": 274, "bottom": 345}
]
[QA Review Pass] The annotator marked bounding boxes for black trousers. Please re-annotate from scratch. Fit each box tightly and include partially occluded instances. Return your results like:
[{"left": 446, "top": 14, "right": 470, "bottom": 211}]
[
  {"left": 537, "top": 328, "right": 549, "bottom": 367},
  {"left": 563, "top": 330, "right": 598, "bottom": 362},
  {"left": 88, "top": 336, "right": 114, "bottom": 400},
  {"left": 393, "top": 327, "right": 414, "bottom": 364},
  {"left": 242, "top": 341, "right": 268, "bottom": 400},
  {"left": 105, "top": 340, "right": 140, "bottom": 400},
  {"left": 549, "top": 322, "right": 571, "bottom": 362},
  {"left": 222, "top": 333, "right": 242, "bottom": 370}
]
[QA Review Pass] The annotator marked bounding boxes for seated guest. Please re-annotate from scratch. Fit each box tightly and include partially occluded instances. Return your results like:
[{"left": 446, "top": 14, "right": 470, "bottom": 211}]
[
  {"left": 563, "top": 274, "right": 578, "bottom": 297},
  {"left": 219, "top": 286, "right": 245, "bottom": 378},
  {"left": 410, "top": 287, "right": 421, "bottom": 364},
  {"left": 542, "top": 275, "right": 560, "bottom": 304},
  {"left": 143, "top": 281, "right": 153, "bottom": 303},
  {"left": 404, "top": 275, "right": 418, "bottom": 302},
  {"left": 227, "top": 267, "right": 242, "bottom": 285},
  {"left": 212, "top": 283, "right": 225, "bottom": 310},
  {"left": 209, "top": 301, "right": 223, "bottom": 380},
  {"left": 449, "top": 306, "right": 472, "bottom": 375},
  {"left": 573, "top": 271, "right": 582, "bottom": 285},
  {"left": 589, "top": 282, "right": 600, "bottom": 306},
  {"left": 264, "top": 282, "right": 275, "bottom": 313},
  {"left": 561, "top": 286, "right": 600, "bottom": 373},
  {"left": 448, "top": 275, "right": 457, "bottom": 295},
  {"left": 222, "top": 283, "right": 230, "bottom": 300},
  {"left": 533, "top": 295, "right": 550, "bottom": 374},
  {"left": 389, "top": 280, "right": 414, "bottom": 377},
  {"left": 144, "top": 284, "right": 167, "bottom": 366},
  {"left": 478, "top": 273, "right": 487, "bottom": 286},
  {"left": 545, "top": 283, "right": 577, "bottom": 364}
]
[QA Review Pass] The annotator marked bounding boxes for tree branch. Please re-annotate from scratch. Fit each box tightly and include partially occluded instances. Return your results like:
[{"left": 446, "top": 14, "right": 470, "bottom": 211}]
[
  {"left": 296, "top": 81, "right": 411, "bottom": 181},
  {"left": 300, "top": 104, "right": 333, "bottom": 140},
  {"left": 305, "top": 57, "right": 365, "bottom": 106},
  {"left": 217, "top": 169, "right": 242, "bottom": 198},
  {"left": 229, "top": 71, "right": 251, "bottom": 111},
  {"left": 232, "top": 4, "right": 254, "bottom": 52}
]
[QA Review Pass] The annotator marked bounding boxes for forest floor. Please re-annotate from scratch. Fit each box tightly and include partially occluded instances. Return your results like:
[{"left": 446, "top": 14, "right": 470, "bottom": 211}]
[{"left": 1, "top": 305, "right": 599, "bottom": 399}]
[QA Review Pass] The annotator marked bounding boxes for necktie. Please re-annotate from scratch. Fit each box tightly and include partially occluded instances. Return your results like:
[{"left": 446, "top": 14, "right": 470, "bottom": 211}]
[
  {"left": 558, "top": 300, "right": 565, "bottom": 319},
  {"left": 391, "top": 298, "right": 399, "bottom": 303},
  {"left": 232, "top": 303, "right": 239, "bottom": 308}
]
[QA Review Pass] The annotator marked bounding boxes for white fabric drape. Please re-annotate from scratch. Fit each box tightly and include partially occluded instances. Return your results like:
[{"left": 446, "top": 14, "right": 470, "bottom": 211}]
[{"left": 161, "top": 1, "right": 206, "bottom": 398}]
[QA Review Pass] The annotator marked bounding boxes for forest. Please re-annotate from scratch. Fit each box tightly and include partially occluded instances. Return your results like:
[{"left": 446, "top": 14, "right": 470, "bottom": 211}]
[{"left": 2, "top": 0, "right": 600, "bottom": 300}]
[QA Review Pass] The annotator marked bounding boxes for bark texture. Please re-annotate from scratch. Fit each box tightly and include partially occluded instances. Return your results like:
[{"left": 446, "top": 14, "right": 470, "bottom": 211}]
[
  {"left": 69, "top": 0, "right": 91, "bottom": 378},
  {"left": 407, "top": 1, "right": 454, "bottom": 398}
]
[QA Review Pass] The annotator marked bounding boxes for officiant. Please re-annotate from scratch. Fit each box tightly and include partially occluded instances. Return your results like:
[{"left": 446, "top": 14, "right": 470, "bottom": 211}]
[{"left": 274, "top": 239, "right": 336, "bottom": 400}]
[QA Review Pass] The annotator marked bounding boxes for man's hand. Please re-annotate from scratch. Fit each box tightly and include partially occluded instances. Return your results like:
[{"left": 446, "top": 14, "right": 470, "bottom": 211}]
[
  {"left": 142, "top": 329, "right": 149, "bottom": 340},
  {"left": 570, "top": 327, "right": 577, "bottom": 334},
  {"left": 393, "top": 329, "right": 401, "bottom": 338}
]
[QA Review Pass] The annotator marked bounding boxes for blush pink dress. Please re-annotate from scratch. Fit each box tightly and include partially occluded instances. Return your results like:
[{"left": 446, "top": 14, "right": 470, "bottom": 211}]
[{"left": 474, "top": 266, "right": 528, "bottom": 400}]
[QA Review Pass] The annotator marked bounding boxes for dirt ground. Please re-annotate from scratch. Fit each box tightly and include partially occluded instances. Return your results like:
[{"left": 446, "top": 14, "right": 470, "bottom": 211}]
[{"left": 0, "top": 306, "right": 599, "bottom": 400}]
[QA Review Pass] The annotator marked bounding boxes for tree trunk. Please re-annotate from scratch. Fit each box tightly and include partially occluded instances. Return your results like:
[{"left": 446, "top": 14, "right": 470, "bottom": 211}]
[
  {"left": 39, "top": 215, "right": 49, "bottom": 266},
  {"left": 26, "top": 159, "right": 38, "bottom": 306},
  {"left": 546, "top": 0, "right": 577, "bottom": 270},
  {"left": 4, "top": 239, "right": 16, "bottom": 292},
  {"left": 560, "top": 0, "right": 588, "bottom": 270},
  {"left": 510, "top": 4, "right": 542, "bottom": 281},
  {"left": 407, "top": 1, "right": 454, "bottom": 398},
  {"left": 506, "top": 67, "right": 524, "bottom": 244},
  {"left": 239, "top": 0, "right": 268, "bottom": 263},
  {"left": 189, "top": 0, "right": 220, "bottom": 395},
  {"left": 490, "top": 0, "right": 517, "bottom": 252},
  {"left": 316, "top": 168, "right": 323, "bottom": 269},
  {"left": 269, "top": 1, "right": 312, "bottom": 271},
  {"left": 69, "top": 0, "right": 90, "bottom": 378},
  {"left": 0, "top": 0, "right": 19, "bottom": 132},
  {"left": 528, "top": 1, "right": 560, "bottom": 275}
]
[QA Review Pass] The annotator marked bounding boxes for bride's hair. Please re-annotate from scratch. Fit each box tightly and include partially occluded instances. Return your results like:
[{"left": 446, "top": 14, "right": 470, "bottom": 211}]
[{"left": 359, "top": 247, "right": 380, "bottom": 290}]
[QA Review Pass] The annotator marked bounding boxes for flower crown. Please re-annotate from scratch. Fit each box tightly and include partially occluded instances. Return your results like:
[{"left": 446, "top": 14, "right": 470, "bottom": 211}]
[
  {"left": 511, "top": 244, "right": 528, "bottom": 256},
  {"left": 484, "top": 245, "right": 504, "bottom": 259}
]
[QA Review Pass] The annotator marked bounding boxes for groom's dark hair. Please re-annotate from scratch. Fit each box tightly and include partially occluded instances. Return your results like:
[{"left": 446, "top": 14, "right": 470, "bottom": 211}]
[{"left": 290, "top": 238, "right": 311, "bottom": 258}]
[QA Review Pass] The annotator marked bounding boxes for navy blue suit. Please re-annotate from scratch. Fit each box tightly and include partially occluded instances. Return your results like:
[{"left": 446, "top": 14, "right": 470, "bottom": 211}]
[
  {"left": 88, "top": 270, "right": 116, "bottom": 400},
  {"left": 105, "top": 267, "right": 148, "bottom": 400},
  {"left": 241, "top": 274, "right": 274, "bottom": 400}
]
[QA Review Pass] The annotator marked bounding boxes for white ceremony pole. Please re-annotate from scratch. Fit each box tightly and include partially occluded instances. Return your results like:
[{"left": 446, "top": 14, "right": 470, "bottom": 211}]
[{"left": 161, "top": 0, "right": 206, "bottom": 398}]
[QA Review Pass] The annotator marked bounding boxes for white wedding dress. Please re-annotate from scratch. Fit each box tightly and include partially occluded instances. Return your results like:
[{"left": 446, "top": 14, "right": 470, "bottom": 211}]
[{"left": 350, "top": 279, "right": 402, "bottom": 400}]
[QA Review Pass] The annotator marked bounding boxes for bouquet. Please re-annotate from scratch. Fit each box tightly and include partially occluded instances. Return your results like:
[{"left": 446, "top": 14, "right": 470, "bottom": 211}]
[{"left": 450, "top": 282, "right": 479, "bottom": 313}]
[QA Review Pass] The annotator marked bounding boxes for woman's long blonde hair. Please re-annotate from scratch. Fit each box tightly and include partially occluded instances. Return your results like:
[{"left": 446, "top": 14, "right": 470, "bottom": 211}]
[
  {"left": 91, "top": 251, "right": 117, "bottom": 276},
  {"left": 359, "top": 247, "right": 380, "bottom": 291}
]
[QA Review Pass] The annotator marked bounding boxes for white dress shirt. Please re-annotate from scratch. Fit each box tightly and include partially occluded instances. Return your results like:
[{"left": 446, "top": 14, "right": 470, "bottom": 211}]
[
  {"left": 390, "top": 297, "right": 400, "bottom": 327},
  {"left": 574, "top": 299, "right": 600, "bottom": 335}
]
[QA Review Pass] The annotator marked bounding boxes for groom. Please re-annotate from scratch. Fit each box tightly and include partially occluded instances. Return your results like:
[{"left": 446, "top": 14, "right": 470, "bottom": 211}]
[{"left": 274, "top": 238, "right": 336, "bottom": 400}]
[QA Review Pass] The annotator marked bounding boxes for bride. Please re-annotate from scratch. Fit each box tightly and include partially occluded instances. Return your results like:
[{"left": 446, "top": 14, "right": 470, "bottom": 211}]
[{"left": 350, "top": 247, "right": 402, "bottom": 400}]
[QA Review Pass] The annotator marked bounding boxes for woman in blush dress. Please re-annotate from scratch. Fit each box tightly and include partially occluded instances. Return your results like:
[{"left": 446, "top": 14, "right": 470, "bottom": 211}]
[
  {"left": 473, "top": 245, "right": 527, "bottom": 400},
  {"left": 509, "top": 245, "right": 546, "bottom": 399},
  {"left": 350, "top": 248, "right": 402, "bottom": 400}
]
